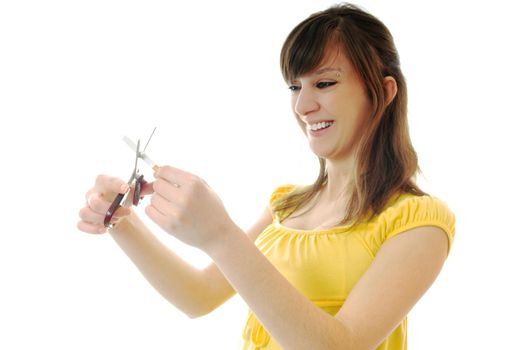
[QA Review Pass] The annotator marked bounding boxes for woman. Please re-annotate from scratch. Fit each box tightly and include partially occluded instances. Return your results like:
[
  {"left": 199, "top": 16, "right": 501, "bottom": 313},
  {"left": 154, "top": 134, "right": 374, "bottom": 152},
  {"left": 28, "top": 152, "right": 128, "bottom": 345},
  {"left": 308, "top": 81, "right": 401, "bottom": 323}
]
[{"left": 78, "top": 3, "right": 455, "bottom": 349}]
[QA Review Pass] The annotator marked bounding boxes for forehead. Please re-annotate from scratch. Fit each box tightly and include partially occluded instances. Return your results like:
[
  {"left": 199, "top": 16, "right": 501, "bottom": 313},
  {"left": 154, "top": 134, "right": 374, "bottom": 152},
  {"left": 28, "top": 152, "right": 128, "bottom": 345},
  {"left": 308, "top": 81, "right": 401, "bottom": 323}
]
[{"left": 302, "top": 46, "right": 353, "bottom": 78}]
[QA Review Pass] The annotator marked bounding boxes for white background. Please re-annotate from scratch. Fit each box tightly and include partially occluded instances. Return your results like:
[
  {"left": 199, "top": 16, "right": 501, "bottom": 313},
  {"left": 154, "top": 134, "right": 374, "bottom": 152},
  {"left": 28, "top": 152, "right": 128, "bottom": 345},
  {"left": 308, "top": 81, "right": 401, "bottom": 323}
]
[{"left": 1, "top": 0, "right": 526, "bottom": 349}]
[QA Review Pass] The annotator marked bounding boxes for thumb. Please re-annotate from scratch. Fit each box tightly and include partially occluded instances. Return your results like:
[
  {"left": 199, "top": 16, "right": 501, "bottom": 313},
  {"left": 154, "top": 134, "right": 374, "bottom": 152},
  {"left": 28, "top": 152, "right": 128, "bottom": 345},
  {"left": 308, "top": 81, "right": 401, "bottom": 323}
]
[{"left": 140, "top": 182, "right": 154, "bottom": 196}]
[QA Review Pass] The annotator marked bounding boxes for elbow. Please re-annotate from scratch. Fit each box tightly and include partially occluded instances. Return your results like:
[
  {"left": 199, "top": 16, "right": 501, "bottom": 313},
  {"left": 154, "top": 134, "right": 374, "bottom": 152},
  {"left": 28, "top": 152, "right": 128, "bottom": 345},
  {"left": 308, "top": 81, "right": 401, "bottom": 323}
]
[
  {"left": 163, "top": 299, "right": 205, "bottom": 319},
  {"left": 181, "top": 304, "right": 216, "bottom": 319},
  {"left": 185, "top": 311, "right": 203, "bottom": 319},
  {"left": 165, "top": 291, "right": 217, "bottom": 319},
  {"left": 181, "top": 309, "right": 205, "bottom": 319},
  {"left": 180, "top": 306, "right": 207, "bottom": 319}
]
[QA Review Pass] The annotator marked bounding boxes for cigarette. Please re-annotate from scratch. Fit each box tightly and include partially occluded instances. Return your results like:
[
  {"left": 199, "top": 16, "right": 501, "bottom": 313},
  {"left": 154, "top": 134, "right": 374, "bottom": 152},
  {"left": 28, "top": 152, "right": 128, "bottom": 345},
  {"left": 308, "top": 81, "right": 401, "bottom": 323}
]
[{"left": 122, "top": 136, "right": 160, "bottom": 172}]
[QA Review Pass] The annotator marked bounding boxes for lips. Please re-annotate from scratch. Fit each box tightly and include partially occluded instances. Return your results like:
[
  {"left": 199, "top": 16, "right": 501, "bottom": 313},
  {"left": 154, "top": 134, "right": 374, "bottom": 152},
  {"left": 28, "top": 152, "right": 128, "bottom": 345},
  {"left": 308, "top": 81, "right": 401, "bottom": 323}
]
[
  {"left": 308, "top": 120, "right": 334, "bottom": 131},
  {"left": 308, "top": 121, "right": 334, "bottom": 136},
  {"left": 307, "top": 119, "right": 335, "bottom": 126}
]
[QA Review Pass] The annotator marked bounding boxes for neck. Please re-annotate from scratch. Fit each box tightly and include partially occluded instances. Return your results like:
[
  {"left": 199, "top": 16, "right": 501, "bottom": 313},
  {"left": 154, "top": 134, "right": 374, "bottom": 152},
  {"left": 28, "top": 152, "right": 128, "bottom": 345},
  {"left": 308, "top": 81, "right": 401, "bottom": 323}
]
[{"left": 321, "top": 155, "right": 356, "bottom": 204}]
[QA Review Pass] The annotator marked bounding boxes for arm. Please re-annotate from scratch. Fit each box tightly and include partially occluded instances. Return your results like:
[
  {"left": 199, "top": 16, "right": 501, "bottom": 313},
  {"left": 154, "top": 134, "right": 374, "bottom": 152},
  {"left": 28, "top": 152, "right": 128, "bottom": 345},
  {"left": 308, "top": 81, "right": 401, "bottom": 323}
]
[
  {"left": 109, "top": 205, "right": 272, "bottom": 318},
  {"left": 205, "top": 225, "right": 449, "bottom": 350},
  {"left": 146, "top": 167, "right": 450, "bottom": 349},
  {"left": 79, "top": 174, "right": 272, "bottom": 318},
  {"left": 109, "top": 211, "right": 209, "bottom": 318},
  {"left": 204, "top": 224, "right": 355, "bottom": 349}
]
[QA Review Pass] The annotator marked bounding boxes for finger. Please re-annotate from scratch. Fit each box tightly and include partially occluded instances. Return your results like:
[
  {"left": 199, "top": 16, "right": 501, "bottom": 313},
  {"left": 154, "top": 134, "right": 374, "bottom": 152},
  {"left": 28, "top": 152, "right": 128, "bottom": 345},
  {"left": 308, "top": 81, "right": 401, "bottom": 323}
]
[
  {"left": 140, "top": 182, "right": 154, "bottom": 196},
  {"left": 86, "top": 192, "right": 132, "bottom": 217},
  {"left": 152, "top": 178, "right": 182, "bottom": 204},
  {"left": 79, "top": 204, "right": 126, "bottom": 225},
  {"left": 94, "top": 175, "right": 129, "bottom": 194},
  {"left": 145, "top": 204, "right": 169, "bottom": 229},
  {"left": 150, "top": 192, "right": 177, "bottom": 216},
  {"left": 86, "top": 193, "right": 112, "bottom": 215},
  {"left": 79, "top": 206, "right": 105, "bottom": 224},
  {"left": 77, "top": 220, "right": 106, "bottom": 234},
  {"left": 155, "top": 165, "right": 192, "bottom": 185},
  {"left": 85, "top": 189, "right": 94, "bottom": 202}
]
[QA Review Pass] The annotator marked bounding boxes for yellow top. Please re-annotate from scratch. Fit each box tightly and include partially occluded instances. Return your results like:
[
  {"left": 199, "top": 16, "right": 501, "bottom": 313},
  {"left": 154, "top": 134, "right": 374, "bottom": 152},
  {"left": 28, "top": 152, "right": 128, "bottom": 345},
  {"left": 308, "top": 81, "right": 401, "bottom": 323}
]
[{"left": 241, "top": 184, "right": 456, "bottom": 350}]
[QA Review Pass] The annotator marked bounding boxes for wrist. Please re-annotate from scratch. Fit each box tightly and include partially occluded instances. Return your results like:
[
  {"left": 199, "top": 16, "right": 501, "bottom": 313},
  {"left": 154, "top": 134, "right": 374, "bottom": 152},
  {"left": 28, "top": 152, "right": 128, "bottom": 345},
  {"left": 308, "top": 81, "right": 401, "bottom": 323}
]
[
  {"left": 108, "top": 210, "right": 138, "bottom": 235},
  {"left": 202, "top": 220, "right": 246, "bottom": 258}
]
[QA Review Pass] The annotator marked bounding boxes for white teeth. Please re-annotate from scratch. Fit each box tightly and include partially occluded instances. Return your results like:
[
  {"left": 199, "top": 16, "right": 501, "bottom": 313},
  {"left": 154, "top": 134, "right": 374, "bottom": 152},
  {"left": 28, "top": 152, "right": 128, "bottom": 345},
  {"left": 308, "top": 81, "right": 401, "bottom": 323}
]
[{"left": 309, "top": 121, "right": 334, "bottom": 131}]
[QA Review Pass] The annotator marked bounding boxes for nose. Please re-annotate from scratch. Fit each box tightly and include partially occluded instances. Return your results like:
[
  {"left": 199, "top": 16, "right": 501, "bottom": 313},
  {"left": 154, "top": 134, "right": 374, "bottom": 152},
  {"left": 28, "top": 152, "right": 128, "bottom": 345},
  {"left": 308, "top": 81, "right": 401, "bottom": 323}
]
[{"left": 293, "top": 87, "right": 320, "bottom": 120}]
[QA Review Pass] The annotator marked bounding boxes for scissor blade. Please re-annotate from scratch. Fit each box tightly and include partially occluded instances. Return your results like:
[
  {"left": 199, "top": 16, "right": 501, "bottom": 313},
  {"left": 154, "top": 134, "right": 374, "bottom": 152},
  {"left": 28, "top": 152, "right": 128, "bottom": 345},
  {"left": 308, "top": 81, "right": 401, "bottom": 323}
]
[{"left": 122, "top": 136, "right": 158, "bottom": 170}]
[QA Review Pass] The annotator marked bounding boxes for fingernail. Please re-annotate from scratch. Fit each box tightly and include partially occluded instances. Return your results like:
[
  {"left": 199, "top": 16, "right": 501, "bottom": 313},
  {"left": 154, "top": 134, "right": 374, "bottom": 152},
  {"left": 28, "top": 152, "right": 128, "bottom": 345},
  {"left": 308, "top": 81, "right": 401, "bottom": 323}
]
[
  {"left": 98, "top": 227, "right": 107, "bottom": 234},
  {"left": 120, "top": 184, "right": 129, "bottom": 193}
]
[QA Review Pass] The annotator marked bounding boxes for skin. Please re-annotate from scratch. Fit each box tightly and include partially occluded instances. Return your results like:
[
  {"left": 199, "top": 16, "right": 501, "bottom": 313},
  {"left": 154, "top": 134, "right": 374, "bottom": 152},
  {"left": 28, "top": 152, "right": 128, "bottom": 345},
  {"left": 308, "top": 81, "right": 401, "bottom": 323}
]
[
  {"left": 78, "top": 47, "right": 449, "bottom": 349},
  {"left": 289, "top": 45, "right": 397, "bottom": 205}
]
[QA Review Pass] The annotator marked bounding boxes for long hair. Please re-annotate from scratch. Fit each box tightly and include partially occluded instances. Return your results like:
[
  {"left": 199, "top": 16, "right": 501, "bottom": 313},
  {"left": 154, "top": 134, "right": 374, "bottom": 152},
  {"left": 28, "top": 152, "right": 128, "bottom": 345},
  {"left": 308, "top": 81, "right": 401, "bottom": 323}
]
[{"left": 274, "top": 3, "right": 427, "bottom": 227}]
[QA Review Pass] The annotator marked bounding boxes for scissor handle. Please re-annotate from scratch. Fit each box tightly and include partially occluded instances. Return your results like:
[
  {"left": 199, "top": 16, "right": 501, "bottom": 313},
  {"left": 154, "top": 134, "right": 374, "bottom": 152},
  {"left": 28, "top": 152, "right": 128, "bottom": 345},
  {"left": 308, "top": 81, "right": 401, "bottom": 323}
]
[
  {"left": 104, "top": 192, "right": 126, "bottom": 228},
  {"left": 133, "top": 175, "right": 147, "bottom": 206}
]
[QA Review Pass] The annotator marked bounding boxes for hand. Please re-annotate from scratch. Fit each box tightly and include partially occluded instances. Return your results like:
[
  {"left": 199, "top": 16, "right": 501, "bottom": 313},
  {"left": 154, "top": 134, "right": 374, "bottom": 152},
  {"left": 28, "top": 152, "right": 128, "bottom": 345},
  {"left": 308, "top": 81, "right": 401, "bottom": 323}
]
[
  {"left": 145, "top": 166, "right": 235, "bottom": 251},
  {"left": 78, "top": 175, "right": 153, "bottom": 234}
]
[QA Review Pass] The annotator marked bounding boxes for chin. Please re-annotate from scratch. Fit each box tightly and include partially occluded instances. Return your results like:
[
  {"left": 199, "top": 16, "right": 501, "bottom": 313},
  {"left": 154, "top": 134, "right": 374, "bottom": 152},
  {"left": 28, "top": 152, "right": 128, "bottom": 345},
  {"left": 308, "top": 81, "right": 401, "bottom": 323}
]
[{"left": 309, "top": 145, "right": 331, "bottom": 159}]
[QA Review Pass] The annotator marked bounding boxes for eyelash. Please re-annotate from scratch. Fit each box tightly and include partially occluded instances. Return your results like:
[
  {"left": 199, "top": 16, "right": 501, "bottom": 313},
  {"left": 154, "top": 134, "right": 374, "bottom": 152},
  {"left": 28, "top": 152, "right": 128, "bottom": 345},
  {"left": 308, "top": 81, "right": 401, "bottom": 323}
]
[{"left": 288, "top": 81, "right": 337, "bottom": 92}]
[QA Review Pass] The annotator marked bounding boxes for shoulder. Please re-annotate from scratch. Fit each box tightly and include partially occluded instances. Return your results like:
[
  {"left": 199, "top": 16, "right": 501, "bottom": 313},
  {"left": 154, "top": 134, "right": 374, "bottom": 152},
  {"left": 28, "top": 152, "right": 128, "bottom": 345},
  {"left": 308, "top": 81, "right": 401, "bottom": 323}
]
[
  {"left": 267, "top": 184, "right": 307, "bottom": 221},
  {"left": 375, "top": 193, "right": 456, "bottom": 255},
  {"left": 268, "top": 184, "right": 300, "bottom": 207}
]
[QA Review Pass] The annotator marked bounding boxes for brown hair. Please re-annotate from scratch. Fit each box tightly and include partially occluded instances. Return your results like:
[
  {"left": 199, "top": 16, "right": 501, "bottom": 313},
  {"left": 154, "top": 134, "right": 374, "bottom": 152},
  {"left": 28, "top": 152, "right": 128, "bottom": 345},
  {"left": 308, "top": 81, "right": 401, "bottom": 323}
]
[{"left": 274, "top": 3, "right": 427, "bottom": 227}]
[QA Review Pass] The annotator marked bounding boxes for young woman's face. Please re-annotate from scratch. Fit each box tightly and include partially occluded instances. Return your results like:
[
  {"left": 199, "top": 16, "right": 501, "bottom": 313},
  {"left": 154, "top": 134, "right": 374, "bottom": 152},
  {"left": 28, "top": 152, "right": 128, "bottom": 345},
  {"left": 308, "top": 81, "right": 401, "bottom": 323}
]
[{"left": 289, "top": 46, "right": 372, "bottom": 161}]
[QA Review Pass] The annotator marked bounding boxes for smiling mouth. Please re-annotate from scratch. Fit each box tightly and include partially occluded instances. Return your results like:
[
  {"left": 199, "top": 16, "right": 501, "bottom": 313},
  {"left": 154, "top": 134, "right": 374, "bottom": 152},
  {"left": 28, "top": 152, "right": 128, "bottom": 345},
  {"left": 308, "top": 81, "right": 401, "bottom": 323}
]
[{"left": 308, "top": 120, "right": 334, "bottom": 131}]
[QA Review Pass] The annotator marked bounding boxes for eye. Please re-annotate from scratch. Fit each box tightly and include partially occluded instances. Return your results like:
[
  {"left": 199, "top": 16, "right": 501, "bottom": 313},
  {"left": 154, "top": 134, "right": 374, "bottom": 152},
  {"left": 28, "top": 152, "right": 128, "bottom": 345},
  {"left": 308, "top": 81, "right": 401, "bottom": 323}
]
[
  {"left": 288, "top": 85, "right": 300, "bottom": 92},
  {"left": 316, "top": 81, "right": 337, "bottom": 89}
]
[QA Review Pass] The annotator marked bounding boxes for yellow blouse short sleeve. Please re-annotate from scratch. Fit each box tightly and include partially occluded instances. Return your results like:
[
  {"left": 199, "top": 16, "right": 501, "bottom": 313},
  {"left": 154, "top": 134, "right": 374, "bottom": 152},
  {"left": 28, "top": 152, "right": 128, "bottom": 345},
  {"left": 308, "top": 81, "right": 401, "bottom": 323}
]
[
  {"left": 269, "top": 184, "right": 296, "bottom": 206},
  {"left": 268, "top": 184, "right": 297, "bottom": 220},
  {"left": 378, "top": 195, "right": 456, "bottom": 255}
]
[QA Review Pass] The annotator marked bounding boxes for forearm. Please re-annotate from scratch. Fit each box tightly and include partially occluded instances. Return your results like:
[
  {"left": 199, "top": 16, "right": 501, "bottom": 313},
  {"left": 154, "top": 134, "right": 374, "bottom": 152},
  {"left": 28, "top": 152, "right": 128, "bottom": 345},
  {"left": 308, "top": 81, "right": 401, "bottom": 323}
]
[
  {"left": 109, "top": 211, "right": 209, "bottom": 318},
  {"left": 204, "top": 226, "right": 357, "bottom": 350}
]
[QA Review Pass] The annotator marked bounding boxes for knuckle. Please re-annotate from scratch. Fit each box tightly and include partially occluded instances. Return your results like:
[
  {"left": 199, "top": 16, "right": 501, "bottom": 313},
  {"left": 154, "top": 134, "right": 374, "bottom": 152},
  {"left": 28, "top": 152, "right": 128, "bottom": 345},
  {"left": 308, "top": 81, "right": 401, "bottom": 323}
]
[
  {"left": 168, "top": 218, "right": 179, "bottom": 232},
  {"left": 186, "top": 177, "right": 199, "bottom": 192},
  {"left": 152, "top": 180, "right": 161, "bottom": 192},
  {"left": 111, "top": 177, "right": 122, "bottom": 188},
  {"left": 150, "top": 193, "right": 159, "bottom": 206},
  {"left": 90, "top": 196, "right": 107, "bottom": 214},
  {"left": 168, "top": 210, "right": 182, "bottom": 224},
  {"left": 76, "top": 221, "right": 87, "bottom": 232},
  {"left": 179, "top": 194, "right": 190, "bottom": 208},
  {"left": 86, "top": 194, "right": 97, "bottom": 209},
  {"left": 173, "top": 210, "right": 183, "bottom": 221},
  {"left": 145, "top": 205, "right": 154, "bottom": 219},
  {"left": 95, "top": 174, "right": 106, "bottom": 185},
  {"left": 85, "top": 189, "right": 93, "bottom": 199},
  {"left": 158, "top": 166, "right": 170, "bottom": 178}
]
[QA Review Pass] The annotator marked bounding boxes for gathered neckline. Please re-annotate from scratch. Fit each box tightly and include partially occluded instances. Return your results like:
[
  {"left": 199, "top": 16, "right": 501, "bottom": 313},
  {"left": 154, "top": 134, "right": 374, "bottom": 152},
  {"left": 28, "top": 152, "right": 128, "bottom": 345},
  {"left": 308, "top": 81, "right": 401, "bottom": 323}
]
[
  {"left": 271, "top": 190, "right": 414, "bottom": 235},
  {"left": 273, "top": 219, "right": 356, "bottom": 234}
]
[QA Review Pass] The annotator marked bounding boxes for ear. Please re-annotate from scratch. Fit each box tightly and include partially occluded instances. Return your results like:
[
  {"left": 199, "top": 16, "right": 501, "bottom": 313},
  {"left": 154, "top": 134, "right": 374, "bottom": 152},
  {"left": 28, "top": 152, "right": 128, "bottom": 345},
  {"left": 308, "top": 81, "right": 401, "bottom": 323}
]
[{"left": 383, "top": 76, "right": 398, "bottom": 106}]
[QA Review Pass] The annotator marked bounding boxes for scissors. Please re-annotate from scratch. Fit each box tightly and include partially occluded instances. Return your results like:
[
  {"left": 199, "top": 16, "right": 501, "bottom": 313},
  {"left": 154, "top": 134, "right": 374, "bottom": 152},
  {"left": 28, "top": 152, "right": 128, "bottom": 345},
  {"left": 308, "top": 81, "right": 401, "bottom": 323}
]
[{"left": 104, "top": 127, "right": 160, "bottom": 228}]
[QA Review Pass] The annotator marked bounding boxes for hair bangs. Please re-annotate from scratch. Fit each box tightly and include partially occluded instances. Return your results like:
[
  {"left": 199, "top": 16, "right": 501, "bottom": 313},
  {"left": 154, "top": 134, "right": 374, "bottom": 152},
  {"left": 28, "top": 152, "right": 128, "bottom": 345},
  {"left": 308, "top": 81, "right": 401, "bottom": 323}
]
[{"left": 280, "top": 16, "right": 342, "bottom": 84}]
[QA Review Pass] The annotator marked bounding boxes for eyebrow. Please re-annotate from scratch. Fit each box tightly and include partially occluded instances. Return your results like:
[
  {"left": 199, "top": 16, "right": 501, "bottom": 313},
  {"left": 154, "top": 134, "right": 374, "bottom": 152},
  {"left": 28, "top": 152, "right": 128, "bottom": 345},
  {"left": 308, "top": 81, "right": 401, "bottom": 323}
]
[
  {"left": 314, "top": 67, "right": 342, "bottom": 75},
  {"left": 290, "top": 67, "right": 343, "bottom": 84}
]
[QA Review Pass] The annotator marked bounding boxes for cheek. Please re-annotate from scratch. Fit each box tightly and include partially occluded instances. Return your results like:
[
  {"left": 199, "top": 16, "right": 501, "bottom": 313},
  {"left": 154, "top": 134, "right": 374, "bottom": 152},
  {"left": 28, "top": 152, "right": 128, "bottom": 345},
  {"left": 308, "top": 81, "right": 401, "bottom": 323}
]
[{"left": 335, "top": 92, "right": 371, "bottom": 125}]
